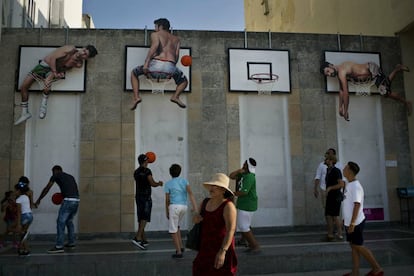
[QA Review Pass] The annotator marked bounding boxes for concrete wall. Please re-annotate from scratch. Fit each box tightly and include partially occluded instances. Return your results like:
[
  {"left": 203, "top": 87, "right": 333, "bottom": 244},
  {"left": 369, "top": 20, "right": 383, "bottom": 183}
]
[
  {"left": 0, "top": 28, "right": 411, "bottom": 233},
  {"left": 400, "top": 26, "right": 414, "bottom": 190},
  {"left": 245, "top": 0, "right": 414, "bottom": 36}
]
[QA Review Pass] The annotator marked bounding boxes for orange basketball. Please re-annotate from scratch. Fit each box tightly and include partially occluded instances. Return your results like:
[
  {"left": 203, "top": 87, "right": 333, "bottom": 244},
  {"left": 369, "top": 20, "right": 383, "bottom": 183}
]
[
  {"left": 146, "top": 151, "right": 156, "bottom": 163},
  {"left": 52, "top": 192, "right": 63, "bottom": 205},
  {"left": 180, "top": 55, "right": 192, "bottom": 66}
]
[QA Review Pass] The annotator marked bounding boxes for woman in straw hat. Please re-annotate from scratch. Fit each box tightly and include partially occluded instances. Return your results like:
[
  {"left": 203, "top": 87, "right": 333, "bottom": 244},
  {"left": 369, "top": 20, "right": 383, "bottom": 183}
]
[{"left": 192, "top": 173, "right": 238, "bottom": 276}]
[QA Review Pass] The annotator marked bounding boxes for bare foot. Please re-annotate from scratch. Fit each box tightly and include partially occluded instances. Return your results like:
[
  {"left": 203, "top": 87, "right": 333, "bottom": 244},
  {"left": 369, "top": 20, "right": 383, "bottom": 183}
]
[
  {"left": 339, "top": 106, "right": 344, "bottom": 117},
  {"left": 343, "top": 111, "right": 350, "bottom": 121},
  {"left": 170, "top": 98, "right": 186, "bottom": 108},
  {"left": 396, "top": 64, "right": 410, "bottom": 72},
  {"left": 130, "top": 98, "right": 142, "bottom": 111}
]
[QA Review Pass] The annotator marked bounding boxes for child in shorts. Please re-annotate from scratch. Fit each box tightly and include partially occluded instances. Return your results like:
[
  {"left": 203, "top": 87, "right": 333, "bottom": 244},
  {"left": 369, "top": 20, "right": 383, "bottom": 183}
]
[
  {"left": 15, "top": 178, "right": 33, "bottom": 256},
  {"left": 164, "top": 164, "right": 197, "bottom": 258}
]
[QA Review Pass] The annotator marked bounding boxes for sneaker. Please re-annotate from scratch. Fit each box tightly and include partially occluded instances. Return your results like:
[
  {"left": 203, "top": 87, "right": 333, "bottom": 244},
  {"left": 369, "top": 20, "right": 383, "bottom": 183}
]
[
  {"left": 171, "top": 252, "right": 183, "bottom": 259},
  {"left": 47, "top": 246, "right": 64, "bottom": 254},
  {"left": 21, "top": 231, "right": 29, "bottom": 242},
  {"left": 18, "top": 250, "right": 31, "bottom": 256},
  {"left": 142, "top": 240, "right": 149, "bottom": 246},
  {"left": 14, "top": 112, "right": 32, "bottom": 125},
  {"left": 64, "top": 243, "right": 76, "bottom": 249},
  {"left": 39, "top": 103, "right": 47, "bottom": 119},
  {"left": 131, "top": 238, "right": 146, "bottom": 250},
  {"left": 336, "top": 234, "right": 344, "bottom": 240}
]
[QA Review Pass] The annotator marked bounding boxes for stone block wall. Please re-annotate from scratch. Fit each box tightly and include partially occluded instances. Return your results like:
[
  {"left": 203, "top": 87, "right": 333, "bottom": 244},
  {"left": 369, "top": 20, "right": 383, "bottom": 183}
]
[{"left": 0, "top": 28, "right": 411, "bottom": 233}]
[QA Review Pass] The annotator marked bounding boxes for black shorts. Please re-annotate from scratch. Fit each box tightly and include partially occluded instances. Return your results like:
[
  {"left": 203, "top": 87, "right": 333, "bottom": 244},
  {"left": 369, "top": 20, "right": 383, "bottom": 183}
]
[
  {"left": 345, "top": 219, "right": 366, "bottom": 246},
  {"left": 135, "top": 195, "right": 152, "bottom": 222},
  {"left": 325, "top": 192, "right": 341, "bottom": 216}
]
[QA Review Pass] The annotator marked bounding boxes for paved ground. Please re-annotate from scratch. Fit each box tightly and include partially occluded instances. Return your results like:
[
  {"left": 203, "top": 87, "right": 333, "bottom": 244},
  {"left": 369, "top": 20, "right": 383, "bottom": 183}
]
[{"left": 1, "top": 223, "right": 413, "bottom": 275}]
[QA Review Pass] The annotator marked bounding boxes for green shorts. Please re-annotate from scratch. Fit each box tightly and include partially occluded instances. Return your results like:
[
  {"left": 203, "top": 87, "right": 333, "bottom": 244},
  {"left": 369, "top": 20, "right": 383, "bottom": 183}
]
[{"left": 30, "top": 61, "right": 53, "bottom": 79}]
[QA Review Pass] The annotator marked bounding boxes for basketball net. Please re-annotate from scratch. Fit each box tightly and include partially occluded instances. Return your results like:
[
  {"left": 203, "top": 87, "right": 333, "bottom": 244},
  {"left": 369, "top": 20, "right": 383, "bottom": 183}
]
[
  {"left": 349, "top": 78, "right": 375, "bottom": 96},
  {"left": 30, "top": 72, "right": 62, "bottom": 91},
  {"left": 144, "top": 72, "right": 173, "bottom": 95},
  {"left": 250, "top": 73, "right": 279, "bottom": 96}
]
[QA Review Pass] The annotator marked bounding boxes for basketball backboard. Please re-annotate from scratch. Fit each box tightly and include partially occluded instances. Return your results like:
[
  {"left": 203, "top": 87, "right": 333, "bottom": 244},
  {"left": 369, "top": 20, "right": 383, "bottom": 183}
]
[
  {"left": 228, "top": 48, "right": 290, "bottom": 93},
  {"left": 16, "top": 46, "right": 87, "bottom": 92},
  {"left": 323, "top": 51, "right": 381, "bottom": 94}
]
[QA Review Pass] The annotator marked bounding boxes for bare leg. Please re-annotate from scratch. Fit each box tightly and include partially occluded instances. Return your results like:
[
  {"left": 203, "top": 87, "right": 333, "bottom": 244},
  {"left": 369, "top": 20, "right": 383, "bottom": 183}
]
[
  {"left": 170, "top": 80, "right": 188, "bottom": 108},
  {"left": 171, "top": 228, "right": 183, "bottom": 254},
  {"left": 130, "top": 71, "right": 142, "bottom": 110},
  {"left": 354, "top": 244, "right": 383, "bottom": 274},
  {"left": 20, "top": 75, "right": 36, "bottom": 102},
  {"left": 388, "top": 64, "right": 410, "bottom": 81},
  {"left": 135, "top": 220, "right": 147, "bottom": 241},
  {"left": 385, "top": 64, "right": 412, "bottom": 114},
  {"left": 176, "top": 227, "right": 183, "bottom": 249},
  {"left": 326, "top": 216, "right": 334, "bottom": 239},
  {"left": 334, "top": 216, "right": 343, "bottom": 237},
  {"left": 351, "top": 244, "right": 361, "bottom": 276},
  {"left": 242, "top": 230, "right": 260, "bottom": 251}
]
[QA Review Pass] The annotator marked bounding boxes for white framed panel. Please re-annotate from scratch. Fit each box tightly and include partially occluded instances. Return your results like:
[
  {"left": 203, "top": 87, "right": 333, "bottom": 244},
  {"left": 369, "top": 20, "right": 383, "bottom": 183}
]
[
  {"left": 324, "top": 51, "right": 381, "bottom": 94},
  {"left": 124, "top": 46, "right": 191, "bottom": 92},
  {"left": 17, "top": 46, "right": 87, "bottom": 92},
  {"left": 337, "top": 96, "right": 389, "bottom": 221},
  {"left": 134, "top": 94, "right": 188, "bottom": 231},
  {"left": 228, "top": 48, "right": 291, "bottom": 92},
  {"left": 239, "top": 95, "right": 293, "bottom": 226},
  {"left": 24, "top": 94, "right": 81, "bottom": 234}
]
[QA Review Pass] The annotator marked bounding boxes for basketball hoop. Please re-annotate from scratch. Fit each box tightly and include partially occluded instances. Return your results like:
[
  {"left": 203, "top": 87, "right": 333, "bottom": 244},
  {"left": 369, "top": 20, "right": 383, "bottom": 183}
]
[
  {"left": 250, "top": 73, "right": 279, "bottom": 95},
  {"left": 144, "top": 71, "right": 173, "bottom": 94},
  {"left": 349, "top": 78, "right": 375, "bottom": 96}
]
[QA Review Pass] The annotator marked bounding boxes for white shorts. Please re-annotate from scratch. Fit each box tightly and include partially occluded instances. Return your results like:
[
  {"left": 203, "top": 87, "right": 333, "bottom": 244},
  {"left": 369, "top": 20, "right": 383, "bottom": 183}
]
[
  {"left": 237, "top": 209, "right": 254, "bottom": 232},
  {"left": 168, "top": 204, "right": 187, "bottom": 233}
]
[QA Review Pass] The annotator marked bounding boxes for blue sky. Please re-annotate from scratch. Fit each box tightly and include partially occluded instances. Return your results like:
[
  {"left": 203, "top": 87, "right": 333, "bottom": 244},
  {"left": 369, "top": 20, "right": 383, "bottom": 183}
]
[{"left": 82, "top": 0, "right": 245, "bottom": 31}]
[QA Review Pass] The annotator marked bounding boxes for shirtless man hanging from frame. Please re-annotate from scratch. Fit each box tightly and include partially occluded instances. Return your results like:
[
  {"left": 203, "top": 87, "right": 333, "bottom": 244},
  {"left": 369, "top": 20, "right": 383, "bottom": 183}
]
[
  {"left": 321, "top": 61, "right": 411, "bottom": 121},
  {"left": 15, "top": 45, "right": 98, "bottom": 125},
  {"left": 130, "top": 18, "right": 188, "bottom": 110}
]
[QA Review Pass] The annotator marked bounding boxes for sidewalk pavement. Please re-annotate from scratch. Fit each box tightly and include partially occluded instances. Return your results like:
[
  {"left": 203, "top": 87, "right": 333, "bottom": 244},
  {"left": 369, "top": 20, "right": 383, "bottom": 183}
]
[{"left": 1, "top": 223, "right": 413, "bottom": 275}]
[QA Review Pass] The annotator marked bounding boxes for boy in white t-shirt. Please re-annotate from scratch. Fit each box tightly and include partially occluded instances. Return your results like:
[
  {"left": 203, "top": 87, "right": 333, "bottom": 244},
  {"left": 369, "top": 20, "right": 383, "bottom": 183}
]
[
  {"left": 342, "top": 162, "right": 383, "bottom": 276},
  {"left": 164, "top": 164, "right": 197, "bottom": 258}
]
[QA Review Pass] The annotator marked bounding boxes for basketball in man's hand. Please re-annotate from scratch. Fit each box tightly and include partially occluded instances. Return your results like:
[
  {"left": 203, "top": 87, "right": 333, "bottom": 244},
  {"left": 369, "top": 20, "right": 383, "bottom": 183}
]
[
  {"left": 146, "top": 151, "right": 157, "bottom": 163},
  {"left": 52, "top": 193, "right": 63, "bottom": 205}
]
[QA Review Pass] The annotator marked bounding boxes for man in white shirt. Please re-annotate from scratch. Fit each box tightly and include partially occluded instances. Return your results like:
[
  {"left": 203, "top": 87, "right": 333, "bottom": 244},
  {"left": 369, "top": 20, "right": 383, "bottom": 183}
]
[{"left": 342, "top": 161, "right": 383, "bottom": 276}]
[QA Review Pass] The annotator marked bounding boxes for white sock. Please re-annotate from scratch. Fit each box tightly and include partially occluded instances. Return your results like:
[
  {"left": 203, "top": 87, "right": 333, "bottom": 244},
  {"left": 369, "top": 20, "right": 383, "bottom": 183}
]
[
  {"left": 20, "top": 101, "right": 29, "bottom": 113},
  {"left": 41, "top": 93, "right": 49, "bottom": 106}
]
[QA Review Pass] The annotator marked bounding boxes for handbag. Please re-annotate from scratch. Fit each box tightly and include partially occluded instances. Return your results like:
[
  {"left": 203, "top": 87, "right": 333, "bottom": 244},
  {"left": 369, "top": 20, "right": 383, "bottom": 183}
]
[
  {"left": 186, "top": 222, "right": 202, "bottom": 251},
  {"left": 185, "top": 198, "right": 208, "bottom": 251}
]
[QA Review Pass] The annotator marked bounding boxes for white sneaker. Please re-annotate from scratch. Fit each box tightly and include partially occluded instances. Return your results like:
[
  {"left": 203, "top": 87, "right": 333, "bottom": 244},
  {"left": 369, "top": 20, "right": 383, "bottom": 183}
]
[
  {"left": 39, "top": 103, "right": 47, "bottom": 119},
  {"left": 14, "top": 112, "right": 32, "bottom": 125}
]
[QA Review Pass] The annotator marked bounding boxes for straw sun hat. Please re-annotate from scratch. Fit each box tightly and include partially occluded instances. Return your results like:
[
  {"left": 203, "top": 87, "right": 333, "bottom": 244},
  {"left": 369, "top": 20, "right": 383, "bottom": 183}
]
[{"left": 203, "top": 173, "right": 234, "bottom": 195}]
